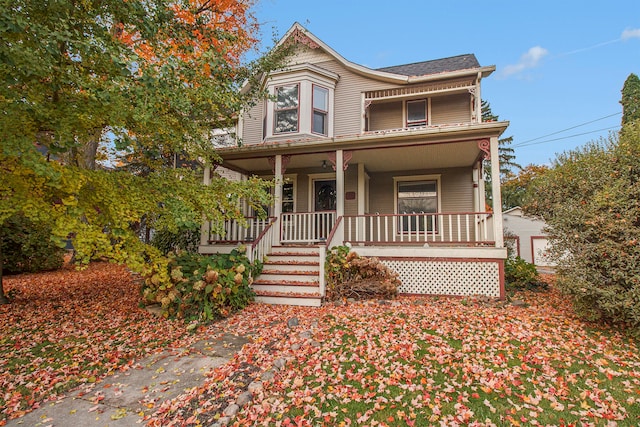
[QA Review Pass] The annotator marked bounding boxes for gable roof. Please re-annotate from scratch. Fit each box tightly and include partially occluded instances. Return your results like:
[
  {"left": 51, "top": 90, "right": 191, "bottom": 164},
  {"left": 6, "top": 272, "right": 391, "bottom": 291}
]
[
  {"left": 376, "top": 54, "right": 481, "bottom": 77},
  {"left": 274, "top": 23, "right": 495, "bottom": 84}
]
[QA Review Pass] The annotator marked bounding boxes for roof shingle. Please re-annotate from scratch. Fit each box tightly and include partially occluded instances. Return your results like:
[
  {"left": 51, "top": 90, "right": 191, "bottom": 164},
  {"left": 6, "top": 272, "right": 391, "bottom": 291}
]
[{"left": 376, "top": 54, "right": 480, "bottom": 77}]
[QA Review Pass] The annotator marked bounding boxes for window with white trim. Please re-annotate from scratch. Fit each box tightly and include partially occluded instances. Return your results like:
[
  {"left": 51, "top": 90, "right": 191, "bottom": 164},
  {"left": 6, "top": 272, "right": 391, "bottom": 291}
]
[
  {"left": 312, "top": 85, "right": 329, "bottom": 135},
  {"left": 397, "top": 179, "right": 438, "bottom": 232},
  {"left": 274, "top": 84, "right": 299, "bottom": 133},
  {"left": 406, "top": 99, "right": 427, "bottom": 127}
]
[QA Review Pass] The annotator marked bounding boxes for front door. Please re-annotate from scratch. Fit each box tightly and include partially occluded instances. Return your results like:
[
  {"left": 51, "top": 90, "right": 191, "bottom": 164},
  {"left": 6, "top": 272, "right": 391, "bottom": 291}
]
[
  {"left": 314, "top": 179, "right": 336, "bottom": 211},
  {"left": 313, "top": 179, "right": 336, "bottom": 240}
]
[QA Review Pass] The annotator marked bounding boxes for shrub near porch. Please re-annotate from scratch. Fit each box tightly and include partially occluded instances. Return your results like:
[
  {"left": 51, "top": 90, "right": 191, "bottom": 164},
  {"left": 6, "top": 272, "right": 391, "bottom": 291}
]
[{"left": 141, "top": 248, "right": 261, "bottom": 322}]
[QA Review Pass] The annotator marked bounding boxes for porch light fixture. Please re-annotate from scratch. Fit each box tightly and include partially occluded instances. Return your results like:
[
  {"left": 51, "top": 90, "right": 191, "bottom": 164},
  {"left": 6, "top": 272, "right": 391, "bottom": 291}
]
[{"left": 322, "top": 160, "right": 328, "bottom": 169}]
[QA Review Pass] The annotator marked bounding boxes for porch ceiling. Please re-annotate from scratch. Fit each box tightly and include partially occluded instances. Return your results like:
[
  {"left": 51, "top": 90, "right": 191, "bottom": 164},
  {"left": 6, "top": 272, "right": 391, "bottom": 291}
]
[{"left": 219, "top": 140, "right": 481, "bottom": 175}]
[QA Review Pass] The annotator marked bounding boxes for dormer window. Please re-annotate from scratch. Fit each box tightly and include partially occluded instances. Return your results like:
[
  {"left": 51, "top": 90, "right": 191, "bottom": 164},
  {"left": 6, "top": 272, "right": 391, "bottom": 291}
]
[
  {"left": 407, "top": 99, "right": 427, "bottom": 127},
  {"left": 312, "top": 85, "right": 329, "bottom": 135},
  {"left": 274, "top": 84, "right": 299, "bottom": 134}
]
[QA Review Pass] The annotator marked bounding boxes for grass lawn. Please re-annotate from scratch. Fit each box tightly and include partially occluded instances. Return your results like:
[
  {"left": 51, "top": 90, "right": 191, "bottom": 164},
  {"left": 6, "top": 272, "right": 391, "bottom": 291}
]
[{"left": 2, "top": 265, "right": 639, "bottom": 426}]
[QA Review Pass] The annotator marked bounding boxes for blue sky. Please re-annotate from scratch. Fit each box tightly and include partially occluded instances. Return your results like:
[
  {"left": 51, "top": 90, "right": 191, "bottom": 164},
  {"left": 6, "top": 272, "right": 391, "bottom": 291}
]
[{"left": 250, "top": 0, "right": 640, "bottom": 167}]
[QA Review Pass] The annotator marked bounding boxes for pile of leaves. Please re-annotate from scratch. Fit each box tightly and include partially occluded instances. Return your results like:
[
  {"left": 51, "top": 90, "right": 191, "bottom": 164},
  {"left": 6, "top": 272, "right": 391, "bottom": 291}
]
[
  {"left": 325, "top": 246, "right": 401, "bottom": 301},
  {"left": 141, "top": 248, "right": 261, "bottom": 322},
  {"left": 0, "top": 262, "right": 201, "bottom": 422}
]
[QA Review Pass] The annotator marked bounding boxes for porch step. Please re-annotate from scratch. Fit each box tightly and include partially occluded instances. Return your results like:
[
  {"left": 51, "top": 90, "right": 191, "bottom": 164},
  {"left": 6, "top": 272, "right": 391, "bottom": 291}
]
[{"left": 252, "top": 245, "right": 324, "bottom": 307}]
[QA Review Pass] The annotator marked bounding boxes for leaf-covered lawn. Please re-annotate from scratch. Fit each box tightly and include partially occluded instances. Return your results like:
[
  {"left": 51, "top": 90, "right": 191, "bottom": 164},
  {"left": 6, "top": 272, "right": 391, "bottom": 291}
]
[
  {"left": 2, "top": 266, "right": 640, "bottom": 427},
  {"left": 0, "top": 262, "right": 201, "bottom": 423},
  {"left": 149, "top": 276, "right": 640, "bottom": 427}
]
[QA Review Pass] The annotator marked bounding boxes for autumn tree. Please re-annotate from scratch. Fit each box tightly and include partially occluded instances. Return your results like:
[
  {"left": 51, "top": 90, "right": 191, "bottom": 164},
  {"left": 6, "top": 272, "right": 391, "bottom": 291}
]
[
  {"left": 0, "top": 0, "right": 288, "bottom": 302},
  {"left": 501, "top": 164, "right": 548, "bottom": 210},
  {"left": 481, "top": 100, "right": 521, "bottom": 208},
  {"left": 524, "top": 122, "right": 640, "bottom": 331}
]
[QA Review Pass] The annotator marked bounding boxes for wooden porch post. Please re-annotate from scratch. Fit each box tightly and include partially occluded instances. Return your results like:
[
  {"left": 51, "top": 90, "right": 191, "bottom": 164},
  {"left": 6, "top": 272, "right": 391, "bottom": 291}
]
[
  {"left": 272, "top": 155, "right": 283, "bottom": 246},
  {"left": 336, "top": 150, "right": 345, "bottom": 218},
  {"left": 490, "top": 136, "right": 504, "bottom": 247},
  {"left": 357, "top": 163, "right": 365, "bottom": 215},
  {"left": 200, "top": 166, "right": 211, "bottom": 247}
]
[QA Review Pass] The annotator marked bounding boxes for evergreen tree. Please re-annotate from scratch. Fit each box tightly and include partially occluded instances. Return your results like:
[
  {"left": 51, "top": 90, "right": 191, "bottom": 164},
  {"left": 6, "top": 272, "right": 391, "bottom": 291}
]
[
  {"left": 621, "top": 73, "right": 640, "bottom": 126},
  {"left": 481, "top": 100, "right": 521, "bottom": 208}
]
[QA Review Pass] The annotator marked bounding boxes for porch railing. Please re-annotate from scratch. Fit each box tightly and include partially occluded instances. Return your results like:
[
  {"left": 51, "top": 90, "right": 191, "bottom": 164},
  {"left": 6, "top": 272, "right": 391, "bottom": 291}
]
[
  {"left": 281, "top": 211, "right": 337, "bottom": 244},
  {"left": 343, "top": 212, "right": 494, "bottom": 245},
  {"left": 208, "top": 217, "right": 275, "bottom": 243},
  {"left": 249, "top": 219, "right": 277, "bottom": 263}
]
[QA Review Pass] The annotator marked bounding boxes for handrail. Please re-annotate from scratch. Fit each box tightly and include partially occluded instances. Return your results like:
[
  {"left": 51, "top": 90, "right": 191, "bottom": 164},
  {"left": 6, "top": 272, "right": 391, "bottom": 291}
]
[
  {"left": 325, "top": 215, "right": 344, "bottom": 249},
  {"left": 249, "top": 217, "right": 277, "bottom": 263}
]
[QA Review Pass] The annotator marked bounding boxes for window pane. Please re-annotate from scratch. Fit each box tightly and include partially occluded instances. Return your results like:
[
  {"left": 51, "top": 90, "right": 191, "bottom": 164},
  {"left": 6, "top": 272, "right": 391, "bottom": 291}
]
[
  {"left": 313, "top": 86, "right": 328, "bottom": 111},
  {"left": 283, "top": 183, "right": 294, "bottom": 200},
  {"left": 275, "top": 110, "right": 298, "bottom": 133},
  {"left": 282, "top": 202, "right": 294, "bottom": 213},
  {"left": 313, "top": 111, "right": 327, "bottom": 134},
  {"left": 407, "top": 100, "right": 426, "bottom": 126},
  {"left": 277, "top": 85, "right": 298, "bottom": 108},
  {"left": 398, "top": 181, "right": 436, "bottom": 198}
]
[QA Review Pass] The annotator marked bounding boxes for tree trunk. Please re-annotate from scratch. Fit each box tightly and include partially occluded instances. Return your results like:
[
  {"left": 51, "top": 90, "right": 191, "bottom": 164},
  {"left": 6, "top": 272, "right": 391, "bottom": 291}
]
[{"left": 0, "top": 234, "right": 9, "bottom": 304}]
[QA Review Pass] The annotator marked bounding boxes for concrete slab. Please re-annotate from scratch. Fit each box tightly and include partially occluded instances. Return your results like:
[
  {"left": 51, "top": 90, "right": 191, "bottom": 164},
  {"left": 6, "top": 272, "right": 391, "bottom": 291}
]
[{"left": 5, "top": 334, "right": 249, "bottom": 427}]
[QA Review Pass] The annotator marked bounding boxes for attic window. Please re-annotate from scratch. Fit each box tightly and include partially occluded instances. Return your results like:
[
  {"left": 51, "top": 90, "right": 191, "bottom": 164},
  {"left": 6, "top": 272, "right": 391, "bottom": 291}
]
[
  {"left": 407, "top": 99, "right": 427, "bottom": 127},
  {"left": 274, "top": 84, "right": 299, "bottom": 133}
]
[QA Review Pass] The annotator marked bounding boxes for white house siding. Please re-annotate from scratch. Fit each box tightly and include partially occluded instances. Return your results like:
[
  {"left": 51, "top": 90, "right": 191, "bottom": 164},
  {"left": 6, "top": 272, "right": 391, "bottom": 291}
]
[{"left": 431, "top": 93, "right": 472, "bottom": 125}]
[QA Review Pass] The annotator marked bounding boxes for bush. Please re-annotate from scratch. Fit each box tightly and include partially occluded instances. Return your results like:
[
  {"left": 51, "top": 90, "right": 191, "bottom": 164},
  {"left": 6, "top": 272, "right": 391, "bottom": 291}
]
[
  {"left": 504, "top": 256, "right": 545, "bottom": 291},
  {"left": 150, "top": 226, "right": 201, "bottom": 255},
  {"left": 1, "top": 214, "right": 65, "bottom": 274},
  {"left": 325, "top": 245, "right": 401, "bottom": 301},
  {"left": 524, "top": 122, "right": 640, "bottom": 330},
  {"left": 141, "top": 247, "right": 260, "bottom": 322}
]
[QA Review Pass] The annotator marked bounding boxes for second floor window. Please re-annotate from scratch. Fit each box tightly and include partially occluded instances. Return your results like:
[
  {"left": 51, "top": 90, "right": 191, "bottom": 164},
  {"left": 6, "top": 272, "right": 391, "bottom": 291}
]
[
  {"left": 407, "top": 99, "right": 427, "bottom": 127},
  {"left": 312, "top": 85, "right": 329, "bottom": 135},
  {"left": 275, "top": 84, "right": 299, "bottom": 133}
]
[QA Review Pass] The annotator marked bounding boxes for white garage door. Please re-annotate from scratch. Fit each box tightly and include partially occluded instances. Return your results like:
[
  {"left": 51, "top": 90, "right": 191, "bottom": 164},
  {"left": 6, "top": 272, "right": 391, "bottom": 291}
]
[{"left": 532, "top": 237, "right": 554, "bottom": 266}]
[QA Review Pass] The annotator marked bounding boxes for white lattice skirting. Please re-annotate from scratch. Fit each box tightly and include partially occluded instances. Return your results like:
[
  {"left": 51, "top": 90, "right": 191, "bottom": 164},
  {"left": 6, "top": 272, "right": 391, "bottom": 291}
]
[{"left": 381, "top": 259, "right": 502, "bottom": 297}]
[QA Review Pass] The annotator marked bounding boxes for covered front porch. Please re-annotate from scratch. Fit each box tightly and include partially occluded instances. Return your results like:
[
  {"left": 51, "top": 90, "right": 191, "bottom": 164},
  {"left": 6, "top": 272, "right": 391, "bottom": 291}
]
[{"left": 200, "top": 132, "right": 507, "bottom": 303}]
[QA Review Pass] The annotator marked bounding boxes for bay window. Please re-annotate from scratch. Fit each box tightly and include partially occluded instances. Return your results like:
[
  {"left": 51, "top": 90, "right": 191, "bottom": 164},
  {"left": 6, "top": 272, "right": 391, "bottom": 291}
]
[
  {"left": 274, "top": 84, "right": 299, "bottom": 133},
  {"left": 312, "top": 85, "right": 329, "bottom": 135}
]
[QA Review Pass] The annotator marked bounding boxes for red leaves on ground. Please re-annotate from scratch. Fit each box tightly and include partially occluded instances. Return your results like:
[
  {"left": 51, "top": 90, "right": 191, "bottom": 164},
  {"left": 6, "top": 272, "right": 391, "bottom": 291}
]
[{"left": 0, "top": 262, "right": 199, "bottom": 421}]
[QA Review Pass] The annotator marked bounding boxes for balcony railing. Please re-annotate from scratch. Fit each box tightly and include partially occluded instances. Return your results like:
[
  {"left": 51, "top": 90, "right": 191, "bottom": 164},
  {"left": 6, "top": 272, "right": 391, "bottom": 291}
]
[
  {"left": 281, "top": 211, "right": 337, "bottom": 244},
  {"left": 208, "top": 217, "right": 275, "bottom": 243},
  {"left": 343, "top": 212, "right": 494, "bottom": 246}
]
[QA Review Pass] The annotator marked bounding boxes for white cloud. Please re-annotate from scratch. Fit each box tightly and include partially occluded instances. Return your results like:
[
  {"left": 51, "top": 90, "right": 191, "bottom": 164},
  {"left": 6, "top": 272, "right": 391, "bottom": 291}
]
[
  {"left": 621, "top": 28, "right": 640, "bottom": 40},
  {"left": 501, "top": 46, "right": 549, "bottom": 78}
]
